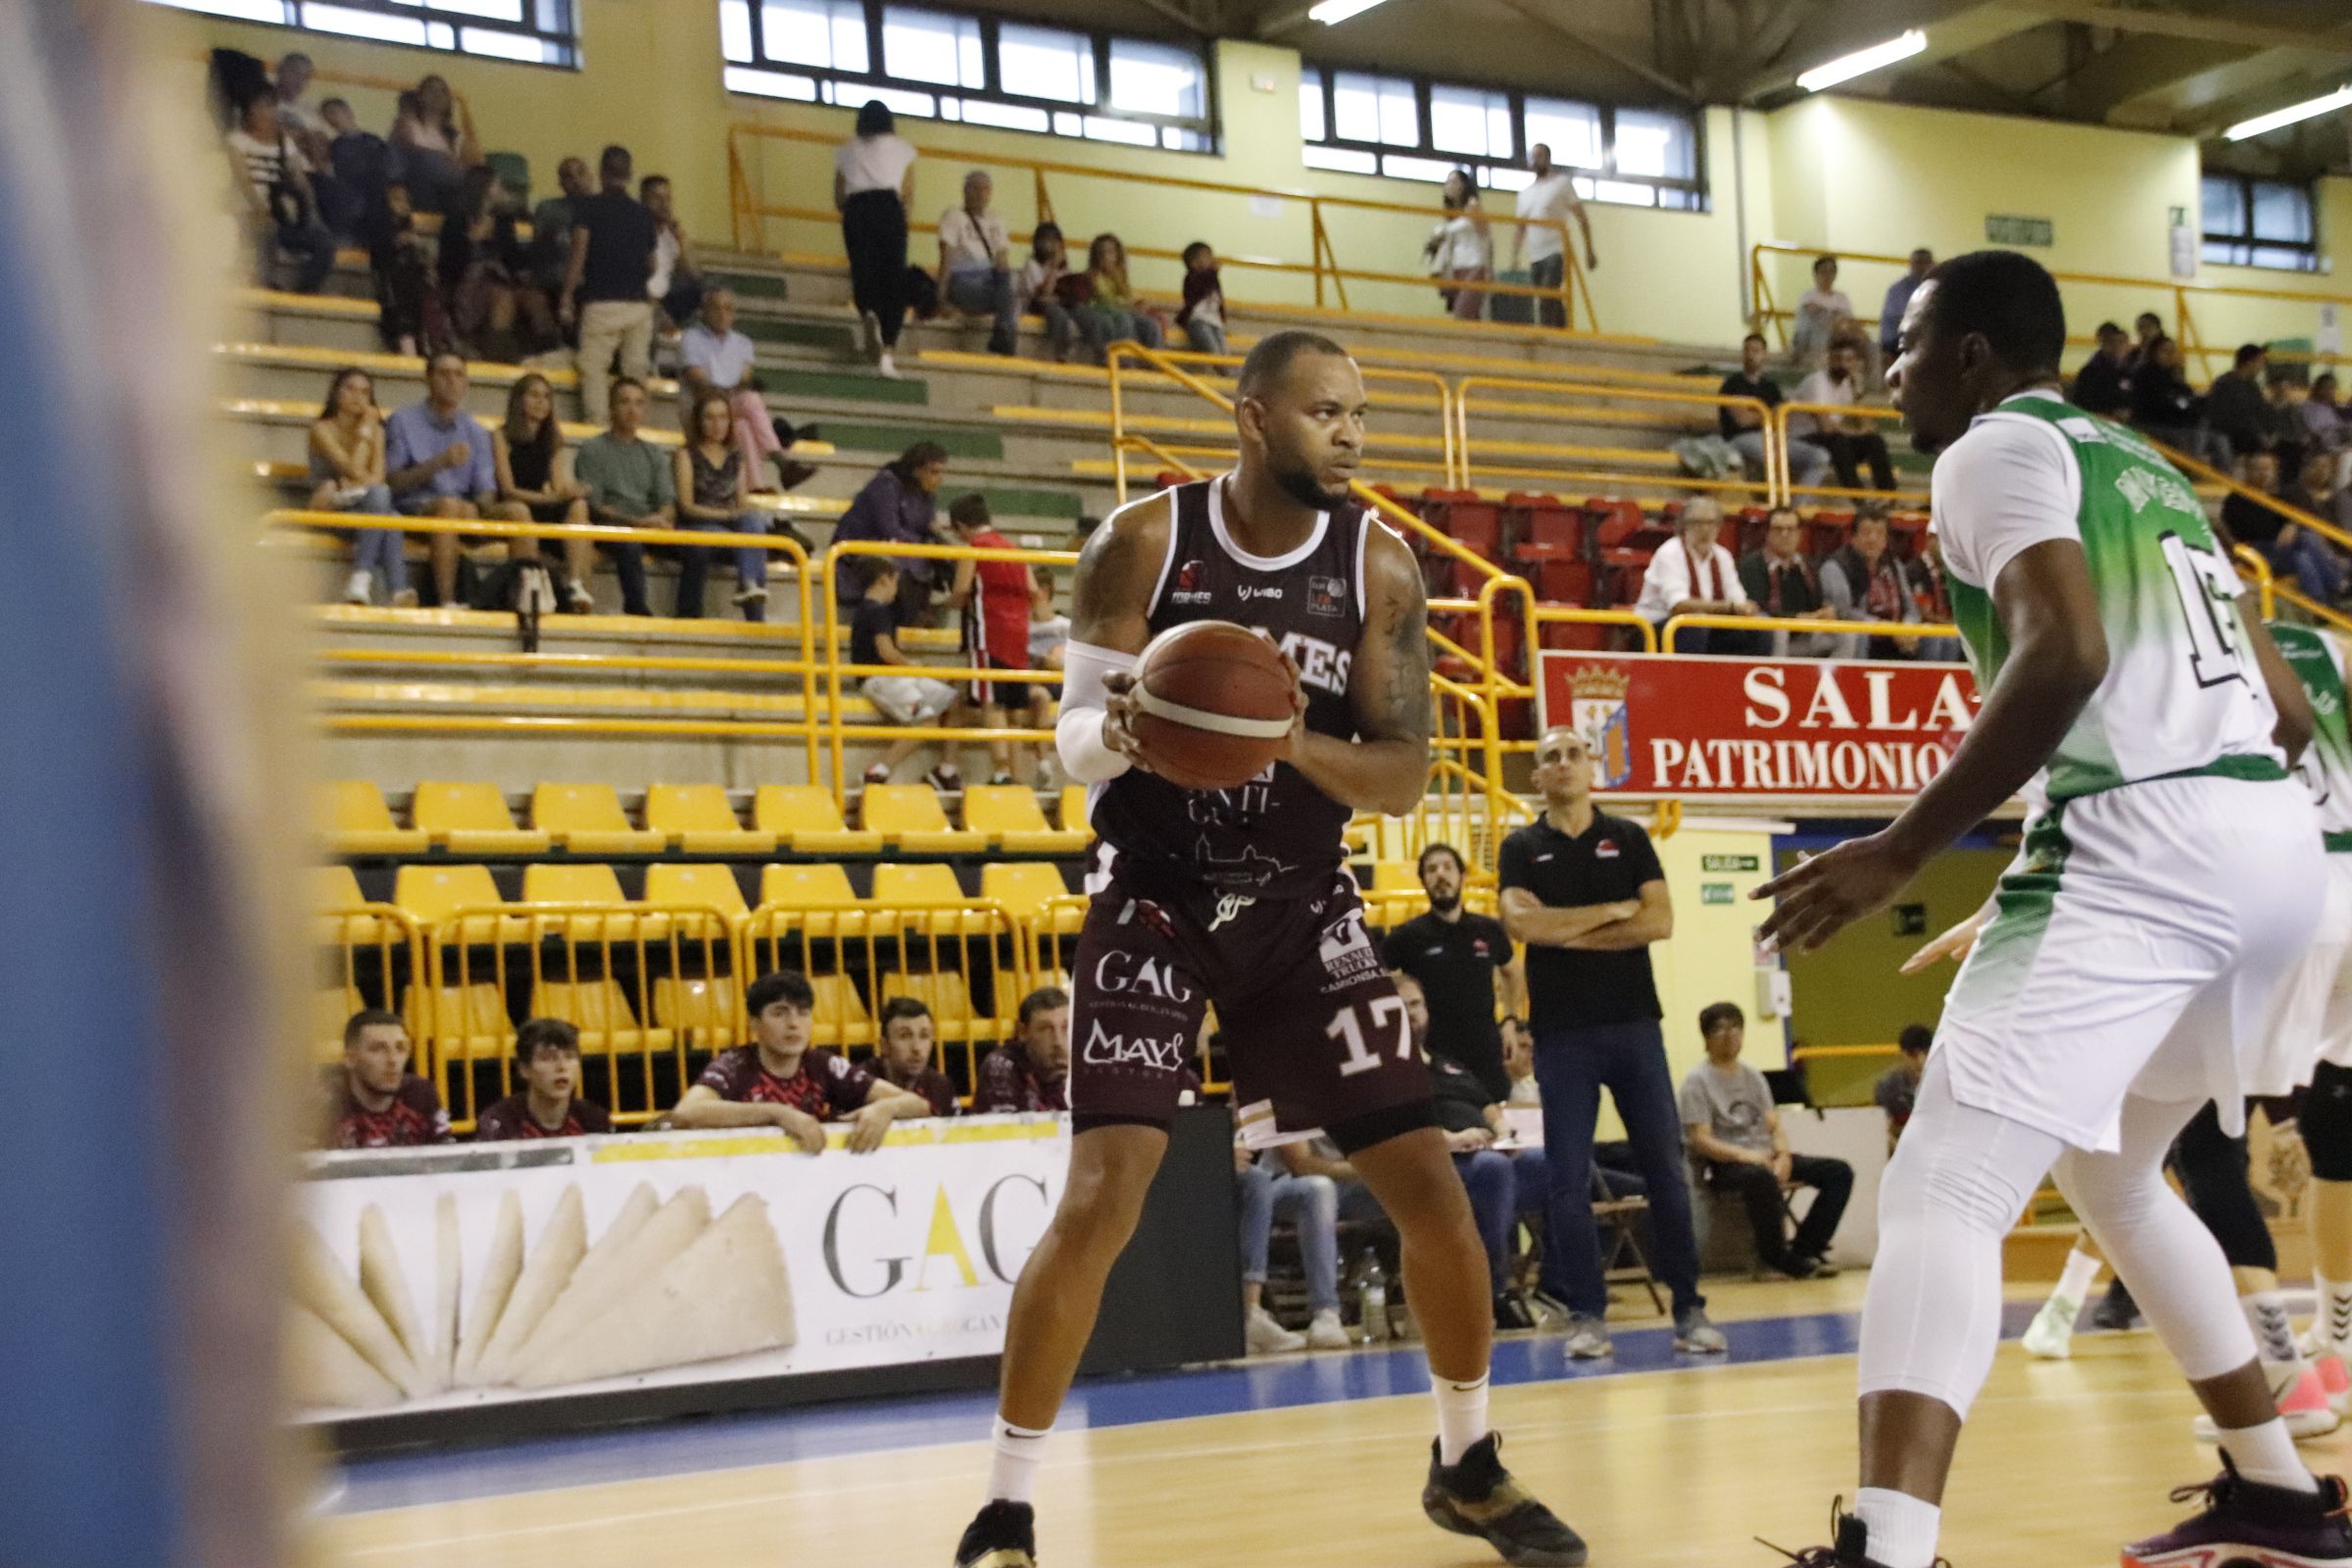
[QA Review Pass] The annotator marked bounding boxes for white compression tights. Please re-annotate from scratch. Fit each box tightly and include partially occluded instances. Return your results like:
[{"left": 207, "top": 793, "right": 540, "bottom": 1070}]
[{"left": 1859, "top": 1056, "right": 2257, "bottom": 1412}]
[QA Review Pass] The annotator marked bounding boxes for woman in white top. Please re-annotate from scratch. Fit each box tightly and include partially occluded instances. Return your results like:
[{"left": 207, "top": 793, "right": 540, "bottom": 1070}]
[
  {"left": 1422, "top": 169, "right": 1494, "bottom": 323},
  {"left": 834, "top": 100, "right": 919, "bottom": 379},
  {"left": 1790, "top": 253, "right": 1856, "bottom": 369}
]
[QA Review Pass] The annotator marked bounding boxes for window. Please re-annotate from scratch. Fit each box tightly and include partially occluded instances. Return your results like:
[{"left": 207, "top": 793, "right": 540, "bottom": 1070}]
[
  {"left": 142, "top": 0, "right": 577, "bottom": 66},
  {"left": 2203, "top": 172, "right": 2319, "bottom": 272},
  {"left": 1299, "top": 66, "right": 1701, "bottom": 210},
  {"left": 724, "top": 1, "right": 1215, "bottom": 153}
]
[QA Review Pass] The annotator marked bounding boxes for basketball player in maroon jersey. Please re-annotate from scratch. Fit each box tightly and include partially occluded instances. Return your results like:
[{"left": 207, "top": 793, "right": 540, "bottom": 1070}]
[{"left": 953, "top": 331, "right": 1585, "bottom": 1568}]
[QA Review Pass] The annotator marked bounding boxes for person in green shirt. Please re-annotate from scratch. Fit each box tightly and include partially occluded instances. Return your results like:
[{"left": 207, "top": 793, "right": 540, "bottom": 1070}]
[{"left": 569, "top": 376, "right": 670, "bottom": 616}]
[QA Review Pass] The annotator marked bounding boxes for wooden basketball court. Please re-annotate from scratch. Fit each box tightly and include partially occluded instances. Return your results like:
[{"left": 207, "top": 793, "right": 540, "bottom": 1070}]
[{"left": 313, "top": 1277, "right": 2303, "bottom": 1568}]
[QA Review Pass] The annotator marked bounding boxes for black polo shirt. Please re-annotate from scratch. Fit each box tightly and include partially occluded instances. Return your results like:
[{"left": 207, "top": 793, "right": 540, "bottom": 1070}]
[
  {"left": 1428, "top": 1054, "right": 1495, "bottom": 1135},
  {"left": 1496, "top": 810, "right": 1666, "bottom": 1030},
  {"left": 1382, "top": 909, "right": 1511, "bottom": 1100},
  {"left": 572, "top": 191, "right": 658, "bottom": 304}
]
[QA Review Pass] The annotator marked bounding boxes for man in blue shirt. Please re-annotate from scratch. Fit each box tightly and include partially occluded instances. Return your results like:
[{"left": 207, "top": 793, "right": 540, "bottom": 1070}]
[
  {"left": 383, "top": 352, "right": 530, "bottom": 605},
  {"left": 1878, "top": 248, "right": 1934, "bottom": 363}
]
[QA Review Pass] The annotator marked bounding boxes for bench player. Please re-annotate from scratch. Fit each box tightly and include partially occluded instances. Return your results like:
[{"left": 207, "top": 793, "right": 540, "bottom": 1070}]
[
  {"left": 951, "top": 330, "right": 1585, "bottom": 1568},
  {"left": 1752, "top": 250, "right": 2346, "bottom": 1568}
]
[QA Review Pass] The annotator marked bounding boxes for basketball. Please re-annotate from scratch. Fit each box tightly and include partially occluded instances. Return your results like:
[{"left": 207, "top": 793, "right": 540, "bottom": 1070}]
[{"left": 1129, "top": 621, "right": 1298, "bottom": 791}]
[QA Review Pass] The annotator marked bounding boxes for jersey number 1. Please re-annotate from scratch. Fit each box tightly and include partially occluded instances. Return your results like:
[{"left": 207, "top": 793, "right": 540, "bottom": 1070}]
[
  {"left": 1330, "top": 998, "right": 1410, "bottom": 1077},
  {"left": 2159, "top": 531, "right": 2246, "bottom": 688}
]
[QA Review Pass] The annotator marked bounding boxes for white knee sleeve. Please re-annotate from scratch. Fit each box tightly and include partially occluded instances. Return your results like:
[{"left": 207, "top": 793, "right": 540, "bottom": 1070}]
[{"left": 1857, "top": 1056, "right": 2066, "bottom": 1414}]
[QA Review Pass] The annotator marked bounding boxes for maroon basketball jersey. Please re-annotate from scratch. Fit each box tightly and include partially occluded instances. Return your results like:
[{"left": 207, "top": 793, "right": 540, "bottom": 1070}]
[{"left": 1090, "top": 477, "right": 1371, "bottom": 899}]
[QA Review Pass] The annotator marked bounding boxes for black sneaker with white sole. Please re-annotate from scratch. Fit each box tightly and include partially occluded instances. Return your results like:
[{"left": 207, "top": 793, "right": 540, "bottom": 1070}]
[
  {"left": 953, "top": 1500, "right": 1037, "bottom": 1567},
  {"left": 1423, "top": 1434, "right": 1587, "bottom": 1566}
]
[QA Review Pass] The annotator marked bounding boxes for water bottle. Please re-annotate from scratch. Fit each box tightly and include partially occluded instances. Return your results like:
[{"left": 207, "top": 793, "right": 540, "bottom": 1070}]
[{"left": 1356, "top": 1254, "right": 1391, "bottom": 1344}]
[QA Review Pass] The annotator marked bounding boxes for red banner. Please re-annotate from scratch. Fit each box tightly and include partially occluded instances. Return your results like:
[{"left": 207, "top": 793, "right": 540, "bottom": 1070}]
[{"left": 1536, "top": 653, "right": 1982, "bottom": 801}]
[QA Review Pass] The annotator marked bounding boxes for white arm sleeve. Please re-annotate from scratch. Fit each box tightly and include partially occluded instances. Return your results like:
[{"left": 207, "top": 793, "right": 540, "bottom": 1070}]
[{"left": 1055, "top": 640, "right": 1140, "bottom": 785}]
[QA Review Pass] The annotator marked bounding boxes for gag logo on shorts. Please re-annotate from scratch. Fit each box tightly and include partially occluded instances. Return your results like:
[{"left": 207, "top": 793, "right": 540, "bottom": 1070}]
[
  {"left": 1093, "top": 950, "right": 1195, "bottom": 1002},
  {"left": 821, "top": 1176, "right": 1053, "bottom": 1302},
  {"left": 1080, "top": 1018, "right": 1189, "bottom": 1073},
  {"left": 1317, "top": 910, "right": 1379, "bottom": 991}
]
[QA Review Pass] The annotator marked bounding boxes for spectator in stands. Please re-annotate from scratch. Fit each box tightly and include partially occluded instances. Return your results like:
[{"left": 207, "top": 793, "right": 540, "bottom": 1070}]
[
  {"left": 225, "top": 90, "right": 337, "bottom": 295},
  {"left": 948, "top": 494, "right": 1036, "bottom": 786},
  {"left": 2208, "top": 343, "right": 2286, "bottom": 463},
  {"left": 527, "top": 156, "right": 593, "bottom": 301},
  {"left": 323, "top": 1009, "right": 450, "bottom": 1149},
  {"left": 1678, "top": 1002, "right": 1851, "bottom": 1279},
  {"left": 1015, "top": 221, "right": 1079, "bottom": 363},
  {"left": 1237, "top": 1145, "right": 1349, "bottom": 1352},
  {"left": 1738, "top": 504, "right": 1836, "bottom": 657},
  {"left": 439, "top": 166, "right": 553, "bottom": 362},
  {"left": 562, "top": 145, "right": 659, "bottom": 427},
  {"left": 2130, "top": 336, "right": 2232, "bottom": 470},
  {"left": 833, "top": 441, "right": 951, "bottom": 617},
  {"left": 673, "top": 387, "right": 772, "bottom": 620},
  {"left": 270, "top": 53, "right": 324, "bottom": 154},
  {"left": 852, "top": 559, "right": 964, "bottom": 788},
  {"left": 1819, "top": 502, "right": 1921, "bottom": 658},
  {"left": 1425, "top": 170, "right": 1493, "bottom": 322},
  {"left": 1634, "top": 497, "right": 1765, "bottom": 655},
  {"left": 493, "top": 371, "right": 595, "bottom": 612},
  {"left": 1501, "top": 1016, "right": 1539, "bottom": 1106},
  {"left": 474, "top": 1018, "right": 612, "bottom": 1142},
  {"left": 1791, "top": 339, "right": 1895, "bottom": 492},
  {"left": 385, "top": 352, "right": 532, "bottom": 607},
  {"left": 973, "top": 987, "right": 1072, "bottom": 1113},
  {"left": 310, "top": 368, "right": 411, "bottom": 608},
  {"left": 571, "top": 377, "right": 669, "bottom": 617},
  {"left": 1877, "top": 248, "right": 1932, "bottom": 364},
  {"left": 1078, "top": 233, "right": 1164, "bottom": 353},
  {"left": 678, "top": 288, "right": 819, "bottom": 496},
  {"left": 2126, "top": 310, "right": 2165, "bottom": 373},
  {"left": 2228, "top": 450, "right": 2348, "bottom": 603},
  {"left": 1381, "top": 842, "right": 1521, "bottom": 1101},
  {"left": 672, "top": 969, "right": 927, "bottom": 1150},
  {"left": 874, "top": 997, "right": 960, "bottom": 1117},
  {"left": 2070, "top": 321, "right": 2134, "bottom": 419},
  {"left": 1718, "top": 333, "right": 1833, "bottom": 491},
  {"left": 1027, "top": 571, "right": 1069, "bottom": 737},
  {"left": 639, "top": 173, "right": 704, "bottom": 329},
  {"left": 1789, "top": 254, "right": 1855, "bottom": 369},
  {"left": 2284, "top": 451, "right": 2352, "bottom": 534},
  {"left": 390, "top": 74, "right": 478, "bottom": 216},
  {"left": 937, "top": 171, "right": 1018, "bottom": 357},
  {"left": 836, "top": 100, "right": 919, "bottom": 379},
  {"left": 1509, "top": 141, "right": 1596, "bottom": 329},
  {"left": 318, "top": 97, "right": 391, "bottom": 241},
  {"left": 1175, "top": 242, "right": 1227, "bottom": 356},
  {"left": 1876, "top": 1024, "right": 1932, "bottom": 1151},
  {"left": 2301, "top": 373, "right": 2351, "bottom": 479},
  {"left": 1905, "top": 529, "right": 1963, "bottom": 662}
]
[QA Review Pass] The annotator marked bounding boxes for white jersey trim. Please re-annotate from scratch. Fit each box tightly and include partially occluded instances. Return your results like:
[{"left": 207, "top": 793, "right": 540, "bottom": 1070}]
[
  {"left": 1208, "top": 473, "right": 1329, "bottom": 571},
  {"left": 1145, "top": 485, "right": 1183, "bottom": 616},
  {"left": 1354, "top": 511, "right": 1371, "bottom": 621}
]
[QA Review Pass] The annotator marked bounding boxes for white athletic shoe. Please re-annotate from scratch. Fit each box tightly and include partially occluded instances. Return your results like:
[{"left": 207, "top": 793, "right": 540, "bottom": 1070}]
[
  {"left": 1245, "top": 1306, "right": 1304, "bottom": 1354},
  {"left": 343, "top": 568, "right": 374, "bottom": 606},
  {"left": 1306, "top": 1309, "right": 1349, "bottom": 1350},
  {"left": 875, "top": 351, "right": 900, "bottom": 380},
  {"left": 2023, "top": 1294, "right": 2081, "bottom": 1360},
  {"left": 2192, "top": 1365, "right": 2343, "bottom": 1443}
]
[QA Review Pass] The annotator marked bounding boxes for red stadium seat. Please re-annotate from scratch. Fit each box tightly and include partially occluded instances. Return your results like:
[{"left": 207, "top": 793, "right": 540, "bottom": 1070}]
[
  {"left": 1534, "top": 557, "right": 1593, "bottom": 609},
  {"left": 1586, "top": 498, "right": 1647, "bottom": 551},
  {"left": 1510, "top": 493, "right": 1583, "bottom": 555}
]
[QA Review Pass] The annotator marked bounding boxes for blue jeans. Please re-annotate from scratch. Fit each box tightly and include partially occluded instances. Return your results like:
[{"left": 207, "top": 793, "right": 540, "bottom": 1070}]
[
  {"left": 1453, "top": 1149, "right": 1516, "bottom": 1294},
  {"left": 1031, "top": 299, "right": 1077, "bottom": 361},
  {"left": 675, "top": 513, "right": 769, "bottom": 619},
  {"left": 332, "top": 483, "right": 406, "bottom": 599},
  {"left": 1237, "top": 1162, "right": 1340, "bottom": 1312},
  {"left": 946, "top": 266, "right": 1018, "bottom": 354},
  {"left": 1502, "top": 1147, "right": 1577, "bottom": 1302},
  {"left": 1532, "top": 1018, "right": 1706, "bottom": 1317},
  {"left": 2266, "top": 532, "right": 2346, "bottom": 604}
]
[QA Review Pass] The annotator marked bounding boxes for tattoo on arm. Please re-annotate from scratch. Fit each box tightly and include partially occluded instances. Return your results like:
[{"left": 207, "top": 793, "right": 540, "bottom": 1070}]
[{"left": 1373, "top": 570, "right": 1433, "bottom": 743}]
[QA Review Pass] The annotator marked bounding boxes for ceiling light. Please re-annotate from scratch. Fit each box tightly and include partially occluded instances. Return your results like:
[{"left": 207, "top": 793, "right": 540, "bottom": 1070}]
[
  {"left": 1307, "top": 0, "right": 1388, "bottom": 23},
  {"left": 1795, "top": 29, "right": 1928, "bottom": 93},
  {"left": 2225, "top": 85, "right": 2352, "bottom": 142}
]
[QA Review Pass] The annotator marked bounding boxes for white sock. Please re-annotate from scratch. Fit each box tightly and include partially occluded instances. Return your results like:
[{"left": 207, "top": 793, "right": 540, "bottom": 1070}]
[
  {"left": 1431, "top": 1370, "right": 1492, "bottom": 1467},
  {"left": 987, "top": 1415, "right": 1051, "bottom": 1504},
  {"left": 2248, "top": 1293, "right": 2305, "bottom": 1371},
  {"left": 2323, "top": 1278, "right": 2352, "bottom": 1351},
  {"left": 2218, "top": 1416, "right": 2321, "bottom": 1493},
  {"left": 2055, "top": 1247, "right": 2100, "bottom": 1304},
  {"left": 1853, "top": 1487, "right": 1941, "bottom": 1568}
]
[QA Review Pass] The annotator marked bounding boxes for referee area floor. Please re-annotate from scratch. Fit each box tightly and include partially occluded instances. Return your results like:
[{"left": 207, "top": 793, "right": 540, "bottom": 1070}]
[{"left": 316, "top": 1275, "right": 2314, "bottom": 1566}]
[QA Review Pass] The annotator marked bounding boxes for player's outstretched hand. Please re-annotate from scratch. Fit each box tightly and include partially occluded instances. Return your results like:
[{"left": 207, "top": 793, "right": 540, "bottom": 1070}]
[
  {"left": 1900, "top": 903, "right": 1992, "bottom": 974},
  {"left": 1102, "top": 670, "right": 1148, "bottom": 769},
  {"left": 1751, "top": 830, "right": 1921, "bottom": 955}
]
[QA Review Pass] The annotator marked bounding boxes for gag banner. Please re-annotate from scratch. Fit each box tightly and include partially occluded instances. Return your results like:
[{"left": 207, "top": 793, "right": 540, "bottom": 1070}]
[
  {"left": 288, "top": 1115, "right": 1067, "bottom": 1421},
  {"left": 1537, "top": 652, "right": 1981, "bottom": 802}
]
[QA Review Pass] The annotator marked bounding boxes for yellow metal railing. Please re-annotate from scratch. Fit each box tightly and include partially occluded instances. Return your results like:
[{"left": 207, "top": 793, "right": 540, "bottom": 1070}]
[
  {"left": 725, "top": 122, "right": 1602, "bottom": 333},
  {"left": 316, "top": 902, "right": 431, "bottom": 1066},
  {"left": 1772, "top": 400, "right": 1926, "bottom": 507},
  {"left": 1453, "top": 374, "right": 1783, "bottom": 500},
  {"left": 1660, "top": 611, "right": 1962, "bottom": 655}
]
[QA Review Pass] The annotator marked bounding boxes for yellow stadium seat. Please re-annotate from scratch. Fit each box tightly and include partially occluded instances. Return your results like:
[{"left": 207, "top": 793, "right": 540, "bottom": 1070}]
[
  {"left": 516, "top": 863, "right": 639, "bottom": 944},
  {"left": 644, "top": 862, "right": 750, "bottom": 915},
  {"left": 314, "top": 985, "right": 363, "bottom": 1063},
  {"left": 754, "top": 860, "right": 871, "bottom": 941},
  {"left": 753, "top": 784, "right": 881, "bottom": 854},
  {"left": 529, "top": 978, "right": 668, "bottom": 1054},
  {"left": 963, "top": 785, "right": 1085, "bottom": 853},
  {"left": 646, "top": 784, "right": 780, "bottom": 856},
  {"left": 809, "top": 971, "right": 873, "bottom": 1047},
  {"left": 980, "top": 862, "right": 1082, "bottom": 935},
  {"left": 411, "top": 781, "right": 553, "bottom": 855},
  {"left": 861, "top": 784, "right": 984, "bottom": 853},
  {"left": 316, "top": 865, "right": 384, "bottom": 946},
  {"left": 530, "top": 783, "right": 665, "bottom": 856},
  {"left": 322, "top": 779, "right": 427, "bottom": 856},
  {"left": 871, "top": 860, "right": 997, "bottom": 938},
  {"left": 404, "top": 980, "right": 514, "bottom": 1060},
  {"left": 1371, "top": 861, "right": 1423, "bottom": 893},
  {"left": 393, "top": 863, "right": 520, "bottom": 943},
  {"left": 653, "top": 976, "right": 742, "bottom": 1047}
]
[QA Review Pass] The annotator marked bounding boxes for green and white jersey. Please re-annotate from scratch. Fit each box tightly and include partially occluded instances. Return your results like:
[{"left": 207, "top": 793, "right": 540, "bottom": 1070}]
[
  {"left": 1931, "top": 391, "right": 2284, "bottom": 805},
  {"left": 2272, "top": 622, "right": 2352, "bottom": 850}
]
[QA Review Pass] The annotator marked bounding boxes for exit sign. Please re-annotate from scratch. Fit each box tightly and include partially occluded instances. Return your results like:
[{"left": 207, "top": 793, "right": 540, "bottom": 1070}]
[
  {"left": 1986, "top": 215, "right": 2054, "bottom": 247},
  {"left": 1700, "top": 854, "right": 1759, "bottom": 872}
]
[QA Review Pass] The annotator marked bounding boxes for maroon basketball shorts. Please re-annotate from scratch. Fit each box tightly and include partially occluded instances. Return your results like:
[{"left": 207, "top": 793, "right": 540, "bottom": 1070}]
[{"left": 1067, "top": 858, "right": 1437, "bottom": 1153}]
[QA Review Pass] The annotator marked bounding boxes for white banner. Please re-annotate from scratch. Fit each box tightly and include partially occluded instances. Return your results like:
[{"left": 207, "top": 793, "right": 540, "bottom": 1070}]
[{"left": 290, "top": 1115, "right": 1069, "bottom": 1421}]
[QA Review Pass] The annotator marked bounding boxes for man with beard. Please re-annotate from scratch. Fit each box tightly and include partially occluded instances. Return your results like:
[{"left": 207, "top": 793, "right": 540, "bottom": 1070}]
[{"left": 1382, "top": 842, "right": 1521, "bottom": 1101}]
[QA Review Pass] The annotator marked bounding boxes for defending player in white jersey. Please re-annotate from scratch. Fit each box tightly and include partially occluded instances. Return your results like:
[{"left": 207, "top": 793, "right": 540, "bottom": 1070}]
[{"left": 1751, "top": 249, "right": 2343, "bottom": 1568}]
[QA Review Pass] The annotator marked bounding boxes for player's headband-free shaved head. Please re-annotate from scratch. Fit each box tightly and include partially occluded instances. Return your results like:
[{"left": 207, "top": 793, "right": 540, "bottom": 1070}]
[
  {"left": 1921, "top": 249, "right": 2067, "bottom": 374},
  {"left": 1237, "top": 329, "right": 1350, "bottom": 401}
]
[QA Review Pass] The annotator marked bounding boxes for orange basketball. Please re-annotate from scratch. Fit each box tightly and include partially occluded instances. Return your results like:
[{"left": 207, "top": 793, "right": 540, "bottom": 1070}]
[{"left": 1130, "top": 620, "right": 1298, "bottom": 791}]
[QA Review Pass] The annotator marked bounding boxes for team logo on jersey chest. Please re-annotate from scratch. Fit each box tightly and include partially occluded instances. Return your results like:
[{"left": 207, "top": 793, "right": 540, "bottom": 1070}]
[
  {"left": 1170, "top": 560, "right": 1212, "bottom": 606},
  {"left": 1307, "top": 575, "right": 1346, "bottom": 616}
]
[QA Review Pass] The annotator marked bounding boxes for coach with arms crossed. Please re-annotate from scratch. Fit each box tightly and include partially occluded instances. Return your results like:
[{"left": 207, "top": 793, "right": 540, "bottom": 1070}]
[{"left": 1498, "top": 725, "right": 1723, "bottom": 1359}]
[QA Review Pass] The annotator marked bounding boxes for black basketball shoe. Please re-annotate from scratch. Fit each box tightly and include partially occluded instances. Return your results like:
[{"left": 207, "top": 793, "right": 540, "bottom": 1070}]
[
  {"left": 2122, "top": 1455, "right": 2352, "bottom": 1567},
  {"left": 1423, "top": 1433, "right": 1588, "bottom": 1566},
  {"left": 952, "top": 1500, "right": 1037, "bottom": 1567},
  {"left": 1759, "top": 1502, "right": 1946, "bottom": 1567}
]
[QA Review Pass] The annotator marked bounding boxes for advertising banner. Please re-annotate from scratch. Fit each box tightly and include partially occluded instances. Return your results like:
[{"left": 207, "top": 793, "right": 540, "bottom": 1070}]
[
  {"left": 1537, "top": 652, "right": 1981, "bottom": 802},
  {"left": 290, "top": 1116, "right": 1068, "bottom": 1421}
]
